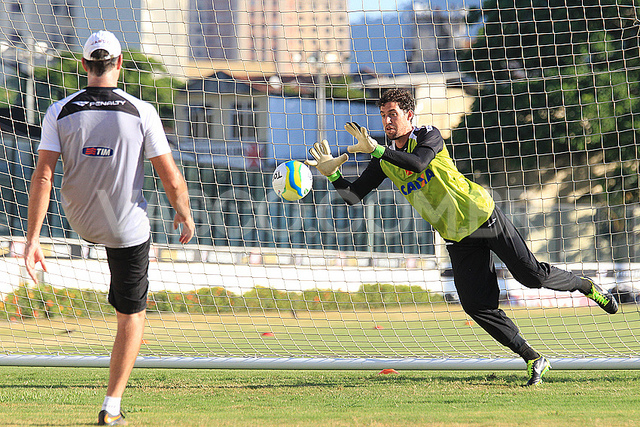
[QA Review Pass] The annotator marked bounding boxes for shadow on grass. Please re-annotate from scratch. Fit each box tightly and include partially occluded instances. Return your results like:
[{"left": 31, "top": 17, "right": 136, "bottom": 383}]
[
  {"left": 18, "top": 424, "right": 97, "bottom": 427},
  {"left": 125, "top": 371, "right": 536, "bottom": 389},
  {"left": 0, "top": 370, "right": 631, "bottom": 393}
]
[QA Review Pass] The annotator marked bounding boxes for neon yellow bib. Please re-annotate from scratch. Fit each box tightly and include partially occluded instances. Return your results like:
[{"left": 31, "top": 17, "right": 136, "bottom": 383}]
[{"left": 380, "top": 138, "right": 494, "bottom": 242}]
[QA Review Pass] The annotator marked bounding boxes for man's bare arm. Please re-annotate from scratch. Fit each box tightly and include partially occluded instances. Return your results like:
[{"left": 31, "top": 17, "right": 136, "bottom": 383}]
[
  {"left": 150, "top": 153, "right": 195, "bottom": 244},
  {"left": 25, "top": 150, "right": 60, "bottom": 283}
]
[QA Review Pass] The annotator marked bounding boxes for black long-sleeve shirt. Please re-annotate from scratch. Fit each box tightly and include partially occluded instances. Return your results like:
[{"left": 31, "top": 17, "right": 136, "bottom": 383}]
[{"left": 332, "top": 126, "right": 444, "bottom": 205}]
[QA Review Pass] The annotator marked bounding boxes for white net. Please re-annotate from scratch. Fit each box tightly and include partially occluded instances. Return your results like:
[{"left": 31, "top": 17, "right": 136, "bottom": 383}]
[{"left": 1, "top": 0, "right": 640, "bottom": 368}]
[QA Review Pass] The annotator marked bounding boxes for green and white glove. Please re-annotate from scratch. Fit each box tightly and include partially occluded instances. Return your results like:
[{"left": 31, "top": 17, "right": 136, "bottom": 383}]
[
  {"left": 306, "top": 139, "right": 349, "bottom": 182},
  {"left": 344, "top": 122, "right": 385, "bottom": 158}
]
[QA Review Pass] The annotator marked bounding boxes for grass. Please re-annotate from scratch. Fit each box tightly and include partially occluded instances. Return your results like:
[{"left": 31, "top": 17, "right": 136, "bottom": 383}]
[
  {"left": 1, "top": 367, "right": 640, "bottom": 426},
  {"left": 3, "top": 283, "right": 640, "bottom": 360},
  {"left": 2, "top": 304, "right": 639, "bottom": 359},
  {"left": 1, "top": 290, "right": 640, "bottom": 425}
]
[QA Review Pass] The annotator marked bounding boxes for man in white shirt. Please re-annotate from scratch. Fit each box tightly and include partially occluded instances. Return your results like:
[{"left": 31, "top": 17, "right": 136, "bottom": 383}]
[{"left": 24, "top": 30, "right": 195, "bottom": 426}]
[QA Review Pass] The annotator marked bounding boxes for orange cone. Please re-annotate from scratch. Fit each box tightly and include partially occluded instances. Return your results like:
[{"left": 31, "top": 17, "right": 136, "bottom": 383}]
[
  {"left": 261, "top": 332, "right": 275, "bottom": 337},
  {"left": 378, "top": 368, "right": 399, "bottom": 375}
]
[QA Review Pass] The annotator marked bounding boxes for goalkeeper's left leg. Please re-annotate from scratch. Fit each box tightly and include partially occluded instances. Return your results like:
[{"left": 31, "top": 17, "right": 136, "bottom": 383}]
[{"left": 484, "top": 207, "right": 589, "bottom": 293}]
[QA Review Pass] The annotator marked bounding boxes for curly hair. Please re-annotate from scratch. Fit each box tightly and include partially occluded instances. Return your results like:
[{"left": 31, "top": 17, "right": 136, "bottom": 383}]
[{"left": 376, "top": 88, "right": 415, "bottom": 113}]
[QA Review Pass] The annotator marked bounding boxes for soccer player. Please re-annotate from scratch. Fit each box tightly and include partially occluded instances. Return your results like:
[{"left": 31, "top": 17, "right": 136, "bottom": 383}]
[
  {"left": 306, "top": 88, "right": 618, "bottom": 386},
  {"left": 24, "top": 30, "right": 195, "bottom": 425}
]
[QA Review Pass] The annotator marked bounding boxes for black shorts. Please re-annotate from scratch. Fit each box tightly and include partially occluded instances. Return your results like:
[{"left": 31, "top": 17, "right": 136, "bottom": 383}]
[
  {"left": 106, "top": 238, "right": 150, "bottom": 314},
  {"left": 446, "top": 206, "right": 582, "bottom": 312}
]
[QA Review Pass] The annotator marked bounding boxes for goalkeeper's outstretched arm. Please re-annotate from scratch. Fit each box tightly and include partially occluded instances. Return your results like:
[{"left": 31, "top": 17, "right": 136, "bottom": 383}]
[
  {"left": 330, "top": 159, "right": 386, "bottom": 206},
  {"left": 346, "top": 122, "right": 443, "bottom": 174},
  {"left": 306, "top": 139, "right": 384, "bottom": 205}
]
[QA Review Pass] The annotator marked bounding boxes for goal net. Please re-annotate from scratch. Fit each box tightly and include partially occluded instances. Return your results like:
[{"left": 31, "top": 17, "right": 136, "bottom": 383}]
[{"left": 1, "top": 0, "right": 639, "bottom": 370}]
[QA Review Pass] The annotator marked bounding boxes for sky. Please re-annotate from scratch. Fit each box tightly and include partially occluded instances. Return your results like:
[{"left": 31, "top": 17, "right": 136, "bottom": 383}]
[{"left": 348, "top": 0, "right": 411, "bottom": 14}]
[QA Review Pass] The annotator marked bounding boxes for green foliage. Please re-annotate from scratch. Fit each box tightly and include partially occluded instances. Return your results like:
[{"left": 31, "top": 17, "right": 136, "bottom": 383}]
[
  {"left": 242, "top": 286, "right": 299, "bottom": 311},
  {"left": 0, "top": 283, "right": 445, "bottom": 320},
  {"left": 0, "top": 87, "right": 19, "bottom": 109},
  {"left": 0, "top": 284, "right": 114, "bottom": 320},
  {"left": 120, "top": 51, "right": 183, "bottom": 122},
  {"left": 31, "top": 50, "right": 183, "bottom": 125},
  {"left": 452, "top": 0, "right": 640, "bottom": 207},
  {"left": 281, "top": 75, "right": 366, "bottom": 100},
  {"left": 33, "top": 52, "right": 86, "bottom": 103},
  {"left": 326, "top": 75, "right": 366, "bottom": 100},
  {"left": 357, "top": 283, "right": 441, "bottom": 306},
  {"left": 302, "top": 288, "right": 355, "bottom": 311}
]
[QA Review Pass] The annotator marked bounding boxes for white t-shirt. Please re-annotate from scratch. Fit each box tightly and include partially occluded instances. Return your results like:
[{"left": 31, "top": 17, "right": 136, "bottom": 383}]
[{"left": 39, "top": 87, "right": 171, "bottom": 248}]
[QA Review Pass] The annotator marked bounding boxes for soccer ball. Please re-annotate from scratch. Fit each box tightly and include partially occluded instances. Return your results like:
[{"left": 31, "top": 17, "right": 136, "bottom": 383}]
[{"left": 272, "top": 160, "right": 313, "bottom": 201}]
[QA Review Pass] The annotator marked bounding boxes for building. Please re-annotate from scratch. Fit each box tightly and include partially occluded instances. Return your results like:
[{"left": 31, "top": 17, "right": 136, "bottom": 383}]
[
  {"left": 0, "top": 0, "right": 148, "bottom": 55},
  {"left": 349, "top": 3, "right": 478, "bottom": 77},
  {"left": 1, "top": 0, "right": 350, "bottom": 79},
  {"left": 174, "top": 71, "right": 381, "bottom": 168},
  {"left": 354, "top": 72, "right": 474, "bottom": 139},
  {"left": 0, "top": 0, "right": 77, "bottom": 51},
  {"left": 349, "top": 12, "right": 410, "bottom": 76},
  {"left": 189, "top": 0, "right": 350, "bottom": 77},
  {"left": 407, "top": 3, "right": 473, "bottom": 73}
]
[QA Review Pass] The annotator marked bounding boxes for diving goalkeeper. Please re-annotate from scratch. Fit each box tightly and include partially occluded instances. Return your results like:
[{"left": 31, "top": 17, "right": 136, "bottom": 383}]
[{"left": 306, "top": 88, "right": 618, "bottom": 386}]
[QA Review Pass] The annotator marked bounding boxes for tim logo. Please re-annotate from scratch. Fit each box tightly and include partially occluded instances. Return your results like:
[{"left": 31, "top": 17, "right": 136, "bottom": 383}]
[{"left": 82, "top": 147, "right": 113, "bottom": 157}]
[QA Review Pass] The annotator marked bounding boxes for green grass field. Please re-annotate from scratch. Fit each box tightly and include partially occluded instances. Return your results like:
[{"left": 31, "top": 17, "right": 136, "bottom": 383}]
[
  {"left": 2, "top": 304, "right": 639, "bottom": 359},
  {"left": 1, "top": 302, "right": 640, "bottom": 425},
  {"left": 1, "top": 366, "right": 640, "bottom": 426}
]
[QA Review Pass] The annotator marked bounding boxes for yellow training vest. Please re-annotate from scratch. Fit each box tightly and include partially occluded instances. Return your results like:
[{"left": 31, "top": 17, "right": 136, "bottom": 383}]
[{"left": 379, "top": 136, "right": 494, "bottom": 242}]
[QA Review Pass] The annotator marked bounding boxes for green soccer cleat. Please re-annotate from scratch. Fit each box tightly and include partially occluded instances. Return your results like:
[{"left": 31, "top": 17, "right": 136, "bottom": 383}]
[
  {"left": 98, "top": 410, "right": 127, "bottom": 426},
  {"left": 525, "top": 356, "right": 551, "bottom": 386},
  {"left": 582, "top": 278, "right": 619, "bottom": 314}
]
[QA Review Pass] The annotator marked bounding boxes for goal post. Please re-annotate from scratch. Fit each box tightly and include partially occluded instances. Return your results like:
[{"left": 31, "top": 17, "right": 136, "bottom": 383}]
[
  {"left": 1, "top": 0, "right": 640, "bottom": 370},
  {"left": 2, "top": 355, "right": 640, "bottom": 370}
]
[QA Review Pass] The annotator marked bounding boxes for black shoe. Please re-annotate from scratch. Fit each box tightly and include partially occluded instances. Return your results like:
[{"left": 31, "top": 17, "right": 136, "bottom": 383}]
[
  {"left": 582, "top": 278, "right": 619, "bottom": 314},
  {"left": 525, "top": 356, "right": 551, "bottom": 386},
  {"left": 98, "top": 410, "right": 127, "bottom": 426}
]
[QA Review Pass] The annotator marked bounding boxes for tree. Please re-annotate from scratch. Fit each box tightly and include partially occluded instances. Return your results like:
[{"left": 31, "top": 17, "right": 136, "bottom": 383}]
[
  {"left": 452, "top": 0, "right": 639, "bottom": 194},
  {"left": 451, "top": 0, "right": 640, "bottom": 261},
  {"left": 33, "top": 50, "right": 183, "bottom": 127}
]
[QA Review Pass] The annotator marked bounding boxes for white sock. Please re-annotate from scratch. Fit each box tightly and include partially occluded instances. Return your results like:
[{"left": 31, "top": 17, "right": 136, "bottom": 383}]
[{"left": 102, "top": 396, "right": 121, "bottom": 416}]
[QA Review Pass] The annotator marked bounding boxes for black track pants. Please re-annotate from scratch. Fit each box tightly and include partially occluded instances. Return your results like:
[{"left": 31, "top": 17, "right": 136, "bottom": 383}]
[{"left": 445, "top": 206, "right": 585, "bottom": 351}]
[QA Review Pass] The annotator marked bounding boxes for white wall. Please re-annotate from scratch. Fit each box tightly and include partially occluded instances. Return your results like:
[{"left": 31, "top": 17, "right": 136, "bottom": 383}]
[{"left": 0, "top": 257, "right": 443, "bottom": 297}]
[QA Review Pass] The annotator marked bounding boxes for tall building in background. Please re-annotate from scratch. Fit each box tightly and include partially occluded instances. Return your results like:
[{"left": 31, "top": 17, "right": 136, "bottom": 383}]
[
  {"left": 0, "top": 0, "right": 78, "bottom": 53},
  {"left": 0, "top": 0, "right": 147, "bottom": 63},
  {"left": 190, "top": 0, "right": 237, "bottom": 61},
  {"left": 408, "top": 2, "right": 473, "bottom": 73},
  {"left": 350, "top": 1, "right": 477, "bottom": 77},
  {"left": 190, "top": 0, "right": 351, "bottom": 76},
  {"left": 1, "top": 0, "right": 350, "bottom": 78},
  {"left": 139, "top": 0, "right": 191, "bottom": 77},
  {"left": 350, "top": 13, "right": 411, "bottom": 76},
  {"left": 73, "top": 0, "right": 142, "bottom": 50},
  {"left": 0, "top": 0, "right": 474, "bottom": 80}
]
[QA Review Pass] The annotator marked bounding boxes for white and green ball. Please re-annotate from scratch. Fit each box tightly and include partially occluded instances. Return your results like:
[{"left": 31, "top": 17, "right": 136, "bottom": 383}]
[{"left": 272, "top": 160, "right": 313, "bottom": 201}]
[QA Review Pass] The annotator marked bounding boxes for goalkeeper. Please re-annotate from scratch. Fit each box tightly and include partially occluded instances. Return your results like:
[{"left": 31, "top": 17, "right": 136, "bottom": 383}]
[{"left": 306, "top": 88, "right": 618, "bottom": 386}]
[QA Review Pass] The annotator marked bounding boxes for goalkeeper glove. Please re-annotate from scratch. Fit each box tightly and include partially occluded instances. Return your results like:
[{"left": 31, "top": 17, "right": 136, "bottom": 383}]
[
  {"left": 344, "top": 122, "right": 385, "bottom": 158},
  {"left": 306, "top": 139, "right": 349, "bottom": 181}
]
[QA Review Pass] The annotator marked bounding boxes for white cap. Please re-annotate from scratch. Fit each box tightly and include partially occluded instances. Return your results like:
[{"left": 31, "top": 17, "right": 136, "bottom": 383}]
[{"left": 83, "top": 30, "right": 121, "bottom": 60}]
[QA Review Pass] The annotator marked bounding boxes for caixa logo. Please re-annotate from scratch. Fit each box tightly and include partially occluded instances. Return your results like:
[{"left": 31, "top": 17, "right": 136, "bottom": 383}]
[
  {"left": 82, "top": 147, "right": 114, "bottom": 157},
  {"left": 400, "top": 169, "right": 435, "bottom": 195}
]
